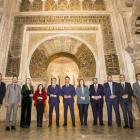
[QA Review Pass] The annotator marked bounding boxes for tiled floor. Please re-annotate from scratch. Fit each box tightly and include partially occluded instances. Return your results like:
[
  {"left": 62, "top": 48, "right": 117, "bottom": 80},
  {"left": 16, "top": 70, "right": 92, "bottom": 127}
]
[{"left": 0, "top": 120, "right": 140, "bottom": 140}]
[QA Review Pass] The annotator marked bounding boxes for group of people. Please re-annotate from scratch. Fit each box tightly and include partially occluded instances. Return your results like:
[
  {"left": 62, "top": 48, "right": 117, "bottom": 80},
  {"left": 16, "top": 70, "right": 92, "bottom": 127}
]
[{"left": 0, "top": 73, "right": 140, "bottom": 131}]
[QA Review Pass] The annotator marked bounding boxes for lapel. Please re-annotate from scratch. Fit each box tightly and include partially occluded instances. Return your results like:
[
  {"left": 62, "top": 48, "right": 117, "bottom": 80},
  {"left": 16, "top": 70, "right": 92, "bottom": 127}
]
[
  {"left": 119, "top": 83, "right": 124, "bottom": 91},
  {"left": 0, "top": 82, "right": 2, "bottom": 89},
  {"left": 92, "top": 84, "right": 96, "bottom": 93},
  {"left": 11, "top": 83, "right": 14, "bottom": 90},
  {"left": 112, "top": 82, "right": 115, "bottom": 93},
  {"left": 96, "top": 84, "right": 99, "bottom": 93},
  {"left": 51, "top": 84, "right": 56, "bottom": 92},
  {"left": 136, "top": 82, "right": 140, "bottom": 89},
  {"left": 107, "top": 82, "right": 111, "bottom": 93},
  {"left": 11, "top": 83, "right": 19, "bottom": 93}
]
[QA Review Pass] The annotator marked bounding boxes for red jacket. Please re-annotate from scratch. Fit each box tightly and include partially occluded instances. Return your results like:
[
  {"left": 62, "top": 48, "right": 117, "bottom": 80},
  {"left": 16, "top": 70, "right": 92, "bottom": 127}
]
[{"left": 33, "top": 91, "right": 47, "bottom": 106}]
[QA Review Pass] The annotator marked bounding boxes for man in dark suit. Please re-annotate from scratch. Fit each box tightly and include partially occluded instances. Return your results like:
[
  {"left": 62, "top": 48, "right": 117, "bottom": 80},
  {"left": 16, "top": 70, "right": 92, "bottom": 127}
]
[
  {"left": 62, "top": 76, "right": 76, "bottom": 127},
  {"left": 116, "top": 74, "right": 133, "bottom": 129},
  {"left": 103, "top": 75, "right": 121, "bottom": 127},
  {"left": 0, "top": 73, "right": 6, "bottom": 108},
  {"left": 89, "top": 78, "right": 104, "bottom": 126},
  {"left": 47, "top": 77, "right": 61, "bottom": 127}
]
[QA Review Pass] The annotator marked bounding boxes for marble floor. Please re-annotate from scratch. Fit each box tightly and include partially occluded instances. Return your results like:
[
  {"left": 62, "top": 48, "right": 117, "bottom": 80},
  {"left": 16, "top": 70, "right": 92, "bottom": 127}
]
[{"left": 0, "top": 120, "right": 140, "bottom": 140}]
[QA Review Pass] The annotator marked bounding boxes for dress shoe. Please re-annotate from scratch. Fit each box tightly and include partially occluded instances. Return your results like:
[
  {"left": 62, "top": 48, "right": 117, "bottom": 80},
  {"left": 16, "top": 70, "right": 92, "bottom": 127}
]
[
  {"left": 108, "top": 123, "right": 112, "bottom": 126},
  {"left": 56, "top": 124, "right": 60, "bottom": 127},
  {"left": 20, "top": 125, "right": 26, "bottom": 128},
  {"left": 63, "top": 123, "right": 67, "bottom": 126},
  {"left": 130, "top": 125, "right": 133, "bottom": 129},
  {"left": 118, "top": 123, "right": 121, "bottom": 127},
  {"left": 93, "top": 122, "right": 97, "bottom": 125},
  {"left": 123, "top": 125, "right": 129, "bottom": 129},
  {"left": 11, "top": 126, "right": 16, "bottom": 130},
  {"left": 100, "top": 122, "right": 105, "bottom": 126},
  {"left": 39, "top": 123, "right": 42, "bottom": 127},
  {"left": 26, "top": 125, "right": 30, "bottom": 128},
  {"left": 84, "top": 122, "right": 87, "bottom": 125},
  {"left": 81, "top": 122, "right": 83, "bottom": 126},
  {"left": 48, "top": 123, "right": 52, "bottom": 127},
  {"left": 6, "top": 127, "right": 10, "bottom": 131},
  {"left": 72, "top": 123, "right": 76, "bottom": 127}
]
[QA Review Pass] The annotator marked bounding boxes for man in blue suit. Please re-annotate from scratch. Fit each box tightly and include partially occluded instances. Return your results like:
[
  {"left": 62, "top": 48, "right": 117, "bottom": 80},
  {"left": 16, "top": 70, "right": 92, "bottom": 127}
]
[
  {"left": 103, "top": 75, "right": 121, "bottom": 127},
  {"left": 62, "top": 76, "right": 76, "bottom": 127},
  {"left": 89, "top": 78, "right": 104, "bottom": 126},
  {"left": 47, "top": 77, "right": 61, "bottom": 127}
]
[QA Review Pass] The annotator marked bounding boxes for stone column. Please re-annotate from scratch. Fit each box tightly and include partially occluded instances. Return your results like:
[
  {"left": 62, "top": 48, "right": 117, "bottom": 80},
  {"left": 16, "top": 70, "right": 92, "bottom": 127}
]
[
  {"left": 42, "top": 0, "right": 46, "bottom": 11},
  {"left": 66, "top": 0, "right": 70, "bottom": 10},
  {"left": 29, "top": 0, "right": 34, "bottom": 11},
  {"left": 54, "top": 0, "right": 58, "bottom": 11},
  {"left": 121, "top": 12, "right": 132, "bottom": 45},
  {"left": 79, "top": 0, "right": 83, "bottom": 11}
]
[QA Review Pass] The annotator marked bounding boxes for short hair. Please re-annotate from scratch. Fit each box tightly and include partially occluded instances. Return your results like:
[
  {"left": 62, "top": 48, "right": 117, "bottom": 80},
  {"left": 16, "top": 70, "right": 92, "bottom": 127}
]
[
  {"left": 92, "top": 77, "right": 98, "bottom": 81},
  {"left": 120, "top": 74, "right": 125, "bottom": 77},
  {"left": 136, "top": 73, "right": 140, "bottom": 78},
  {"left": 51, "top": 77, "right": 57, "bottom": 81},
  {"left": 107, "top": 75, "right": 112, "bottom": 78},
  {"left": 65, "top": 76, "right": 70, "bottom": 80},
  {"left": 13, "top": 75, "right": 18, "bottom": 79}
]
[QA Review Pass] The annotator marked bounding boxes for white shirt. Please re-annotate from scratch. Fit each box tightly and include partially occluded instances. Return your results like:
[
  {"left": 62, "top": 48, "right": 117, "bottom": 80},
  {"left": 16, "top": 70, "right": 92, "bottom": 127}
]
[
  {"left": 94, "top": 84, "right": 98, "bottom": 90},
  {"left": 138, "top": 81, "right": 140, "bottom": 86},
  {"left": 108, "top": 82, "right": 113, "bottom": 95},
  {"left": 66, "top": 84, "right": 69, "bottom": 87},
  {"left": 81, "top": 87, "right": 84, "bottom": 95},
  {"left": 52, "top": 84, "right": 56, "bottom": 89},
  {"left": 92, "top": 83, "right": 101, "bottom": 99},
  {"left": 121, "top": 82, "right": 125, "bottom": 88}
]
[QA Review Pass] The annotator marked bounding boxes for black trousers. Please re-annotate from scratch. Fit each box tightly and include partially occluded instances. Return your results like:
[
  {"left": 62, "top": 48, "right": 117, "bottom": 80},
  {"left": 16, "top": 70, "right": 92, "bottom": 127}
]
[
  {"left": 78, "top": 104, "right": 89, "bottom": 124},
  {"left": 20, "top": 101, "right": 32, "bottom": 127},
  {"left": 36, "top": 104, "right": 44, "bottom": 124}
]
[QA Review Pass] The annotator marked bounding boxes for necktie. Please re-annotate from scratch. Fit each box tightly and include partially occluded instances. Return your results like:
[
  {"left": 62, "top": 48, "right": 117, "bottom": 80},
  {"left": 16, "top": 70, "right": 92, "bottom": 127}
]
[
  {"left": 95, "top": 84, "right": 97, "bottom": 93},
  {"left": 122, "top": 83, "right": 125, "bottom": 90},
  {"left": 66, "top": 84, "right": 69, "bottom": 88},
  {"left": 53, "top": 85, "right": 55, "bottom": 90},
  {"left": 109, "top": 83, "right": 113, "bottom": 95},
  {"left": 14, "top": 84, "right": 16, "bottom": 91}
]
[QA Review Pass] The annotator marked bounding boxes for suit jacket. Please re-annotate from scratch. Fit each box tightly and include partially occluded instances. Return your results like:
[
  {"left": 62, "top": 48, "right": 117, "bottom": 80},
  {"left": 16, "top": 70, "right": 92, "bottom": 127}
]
[
  {"left": 5, "top": 83, "right": 21, "bottom": 104},
  {"left": 0, "top": 82, "right": 6, "bottom": 104},
  {"left": 61, "top": 84, "right": 76, "bottom": 103},
  {"left": 76, "top": 86, "right": 89, "bottom": 104},
  {"left": 21, "top": 84, "right": 34, "bottom": 102},
  {"left": 116, "top": 82, "right": 133, "bottom": 103},
  {"left": 89, "top": 84, "right": 103, "bottom": 102},
  {"left": 47, "top": 84, "right": 61, "bottom": 103},
  {"left": 33, "top": 91, "right": 47, "bottom": 106},
  {"left": 133, "top": 82, "right": 140, "bottom": 100},
  {"left": 103, "top": 82, "right": 118, "bottom": 102}
]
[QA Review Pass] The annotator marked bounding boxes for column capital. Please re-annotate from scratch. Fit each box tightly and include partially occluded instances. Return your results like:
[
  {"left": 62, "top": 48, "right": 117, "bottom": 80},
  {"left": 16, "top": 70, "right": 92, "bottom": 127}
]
[
  {"left": 42, "top": 0, "right": 46, "bottom": 3},
  {"left": 79, "top": 0, "right": 84, "bottom": 4},
  {"left": 130, "top": 49, "right": 140, "bottom": 66},
  {"left": 54, "top": 0, "right": 59, "bottom": 4},
  {"left": 29, "top": 0, "right": 34, "bottom": 4},
  {"left": 91, "top": 0, "right": 96, "bottom": 4}
]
